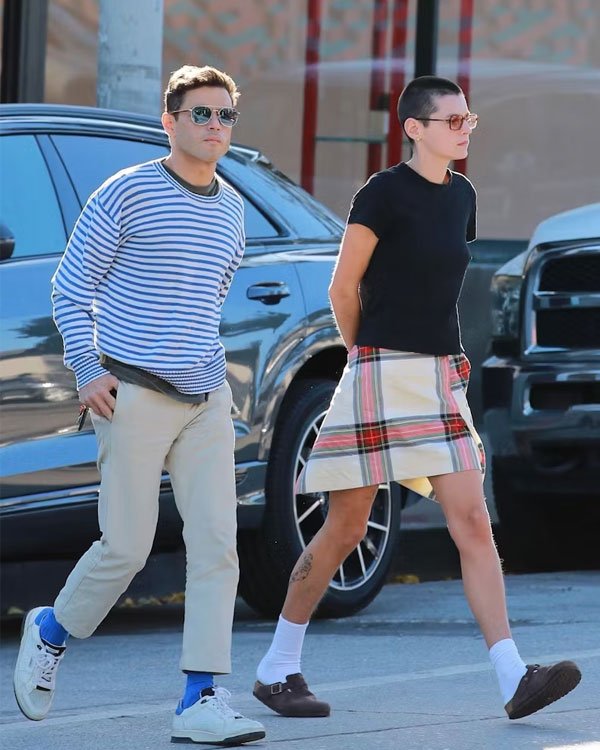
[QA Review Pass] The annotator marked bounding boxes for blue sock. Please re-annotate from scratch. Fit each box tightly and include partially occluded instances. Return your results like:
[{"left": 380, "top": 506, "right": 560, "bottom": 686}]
[
  {"left": 177, "top": 672, "right": 214, "bottom": 713},
  {"left": 35, "top": 607, "right": 69, "bottom": 647},
  {"left": 36, "top": 607, "right": 69, "bottom": 646}
]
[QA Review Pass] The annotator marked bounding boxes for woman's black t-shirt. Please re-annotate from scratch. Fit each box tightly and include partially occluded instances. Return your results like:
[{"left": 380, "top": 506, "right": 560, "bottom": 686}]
[{"left": 347, "top": 161, "right": 476, "bottom": 355}]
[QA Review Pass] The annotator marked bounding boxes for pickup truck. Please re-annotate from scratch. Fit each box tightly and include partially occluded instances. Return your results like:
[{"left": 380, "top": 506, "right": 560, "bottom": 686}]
[{"left": 482, "top": 203, "right": 600, "bottom": 570}]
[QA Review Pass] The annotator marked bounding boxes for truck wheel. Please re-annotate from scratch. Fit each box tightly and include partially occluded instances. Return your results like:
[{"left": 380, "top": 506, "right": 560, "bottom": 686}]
[
  {"left": 493, "top": 458, "right": 558, "bottom": 572},
  {"left": 238, "top": 378, "right": 402, "bottom": 619}
]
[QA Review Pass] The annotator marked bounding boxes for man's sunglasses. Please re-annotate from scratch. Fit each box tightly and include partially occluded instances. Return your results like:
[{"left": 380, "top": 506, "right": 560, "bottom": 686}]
[
  {"left": 169, "top": 105, "right": 240, "bottom": 127},
  {"left": 415, "top": 113, "right": 478, "bottom": 131}
]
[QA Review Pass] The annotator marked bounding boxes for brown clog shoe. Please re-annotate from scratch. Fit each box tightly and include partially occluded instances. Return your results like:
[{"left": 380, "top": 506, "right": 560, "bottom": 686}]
[
  {"left": 253, "top": 673, "right": 330, "bottom": 717},
  {"left": 505, "top": 661, "right": 582, "bottom": 720}
]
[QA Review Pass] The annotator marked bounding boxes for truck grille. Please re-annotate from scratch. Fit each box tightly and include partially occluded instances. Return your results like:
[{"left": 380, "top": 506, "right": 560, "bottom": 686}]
[
  {"left": 537, "top": 308, "right": 600, "bottom": 348},
  {"left": 531, "top": 248, "right": 600, "bottom": 353},
  {"left": 539, "top": 255, "right": 600, "bottom": 292}
]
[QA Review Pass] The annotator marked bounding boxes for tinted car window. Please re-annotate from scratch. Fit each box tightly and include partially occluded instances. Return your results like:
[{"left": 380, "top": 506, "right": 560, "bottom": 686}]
[
  {"left": 0, "top": 135, "right": 65, "bottom": 258},
  {"left": 51, "top": 135, "right": 169, "bottom": 204},
  {"left": 222, "top": 152, "right": 341, "bottom": 239},
  {"left": 235, "top": 193, "right": 279, "bottom": 239}
]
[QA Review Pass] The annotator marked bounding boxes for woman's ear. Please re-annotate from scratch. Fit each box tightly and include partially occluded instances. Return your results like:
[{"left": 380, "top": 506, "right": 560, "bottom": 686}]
[{"left": 403, "top": 117, "right": 421, "bottom": 142}]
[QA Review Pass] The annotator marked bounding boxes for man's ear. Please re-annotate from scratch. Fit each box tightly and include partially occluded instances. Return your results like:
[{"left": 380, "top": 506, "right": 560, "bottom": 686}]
[{"left": 161, "top": 111, "right": 175, "bottom": 138}]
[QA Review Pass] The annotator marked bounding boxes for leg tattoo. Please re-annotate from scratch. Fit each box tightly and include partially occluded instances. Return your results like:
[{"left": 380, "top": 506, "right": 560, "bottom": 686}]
[{"left": 290, "top": 553, "right": 313, "bottom": 583}]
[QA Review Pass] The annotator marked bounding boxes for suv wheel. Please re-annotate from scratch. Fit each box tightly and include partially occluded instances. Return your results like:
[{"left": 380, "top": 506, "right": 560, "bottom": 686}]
[{"left": 238, "top": 378, "right": 401, "bottom": 618}]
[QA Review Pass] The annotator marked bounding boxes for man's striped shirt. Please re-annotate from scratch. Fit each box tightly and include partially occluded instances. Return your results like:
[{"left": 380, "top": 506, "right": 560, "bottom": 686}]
[{"left": 52, "top": 160, "right": 245, "bottom": 394}]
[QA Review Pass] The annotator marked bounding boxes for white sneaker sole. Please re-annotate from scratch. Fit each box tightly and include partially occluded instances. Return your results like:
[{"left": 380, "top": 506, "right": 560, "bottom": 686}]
[
  {"left": 171, "top": 728, "right": 266, "bottom": 745},
  {"left": 13, "top": 606, "right": 50, "bottom": 721}
]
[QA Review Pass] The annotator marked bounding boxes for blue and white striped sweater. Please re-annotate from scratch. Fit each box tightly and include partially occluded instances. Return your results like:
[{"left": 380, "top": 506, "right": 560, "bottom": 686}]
[{"left": 52, "top": 160, "right": 245, "bottom": 393}]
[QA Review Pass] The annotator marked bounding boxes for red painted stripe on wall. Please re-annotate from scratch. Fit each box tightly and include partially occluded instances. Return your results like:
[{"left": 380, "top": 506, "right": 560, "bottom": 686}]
[
  {"left": 367, "top": 0, "right": 389, "bottom": 177},
  {"left": 455, "top": 0, "right": 473, "bottom": 175},
  {"left": 387, "top": 0, "right": 408, "bottom": 166},
  {"left": 301, "top": 0, "right": 322, "bottom": 193}
]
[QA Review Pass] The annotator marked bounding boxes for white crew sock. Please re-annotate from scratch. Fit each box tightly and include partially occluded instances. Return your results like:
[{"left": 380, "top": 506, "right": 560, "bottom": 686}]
[
  {"left": 256, "top": 615, "right": 309, "bottom": 685},
  {"left": 489, "top": 638, "right": 528, "bottom": 704}
]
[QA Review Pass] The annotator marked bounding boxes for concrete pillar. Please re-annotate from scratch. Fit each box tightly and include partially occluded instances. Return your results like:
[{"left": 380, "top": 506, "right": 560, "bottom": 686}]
[{"left": 97, "top": 0, "right": 164, "bottom": 115}]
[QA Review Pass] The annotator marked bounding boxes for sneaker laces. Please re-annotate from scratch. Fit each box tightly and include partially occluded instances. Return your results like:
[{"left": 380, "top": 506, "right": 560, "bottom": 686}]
[
  {"left": 34, "top": 645, "right": 64, "bottom": 690},
  {"left": 205, "top": 687, "right": 242, "bottom": 719}
]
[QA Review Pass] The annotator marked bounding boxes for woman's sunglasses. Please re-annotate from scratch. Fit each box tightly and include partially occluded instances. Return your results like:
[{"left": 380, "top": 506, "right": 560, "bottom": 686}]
[
  {"left": 415, "top": 113, "right": 478, "bottom": 131},
  {"left": 169, "top": 105, "right": 240, "bottom": 127}
]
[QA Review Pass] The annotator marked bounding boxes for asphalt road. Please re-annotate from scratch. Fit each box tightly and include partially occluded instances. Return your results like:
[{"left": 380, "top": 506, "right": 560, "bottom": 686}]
[{"left": 1, "top": 571, "right": 599, "bottom": 750}]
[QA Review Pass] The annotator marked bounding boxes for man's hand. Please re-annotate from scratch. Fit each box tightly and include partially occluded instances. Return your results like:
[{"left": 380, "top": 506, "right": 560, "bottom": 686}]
[{"left": 79, "top": 374, "right": 120, "bottom": 419}]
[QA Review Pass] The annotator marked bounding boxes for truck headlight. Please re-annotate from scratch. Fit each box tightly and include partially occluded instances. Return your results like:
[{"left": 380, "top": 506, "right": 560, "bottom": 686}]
[
  {"left": 489, "top": 249, "right": 528, "bottom": 347},
  {"left": 490, "top": 274, "right": 522, "bottom": 340}
]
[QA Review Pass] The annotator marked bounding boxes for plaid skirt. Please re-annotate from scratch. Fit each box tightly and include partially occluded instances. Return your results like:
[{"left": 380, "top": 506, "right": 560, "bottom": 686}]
[{"left": 296, "top": 346, "right": 485, "bottom": 501}]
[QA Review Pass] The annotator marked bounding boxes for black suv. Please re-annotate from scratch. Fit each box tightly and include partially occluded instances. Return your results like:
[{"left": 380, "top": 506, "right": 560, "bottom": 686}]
[
  {"left": 0, "top": 104, "right": 409, "bottom": 617},
  {"left": 482, "top": 203, "right": 600, "bottom": 570}
]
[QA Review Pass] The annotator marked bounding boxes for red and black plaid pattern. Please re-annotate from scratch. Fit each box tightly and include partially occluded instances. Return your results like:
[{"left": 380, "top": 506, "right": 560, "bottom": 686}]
[
  {"left": 450, "top": 352, "right": 471, "bottom": 391},
  {"left": 355, "top": 419, "right": 390, "bottom": 455},
  {"left": 296, "top": 347, "right": 485, "bottom": 499}
]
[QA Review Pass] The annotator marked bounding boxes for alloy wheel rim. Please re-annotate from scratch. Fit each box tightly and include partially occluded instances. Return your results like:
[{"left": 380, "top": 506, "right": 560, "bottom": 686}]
[{"left": 292, "top": 406, "right": 393, "bottom": 592}]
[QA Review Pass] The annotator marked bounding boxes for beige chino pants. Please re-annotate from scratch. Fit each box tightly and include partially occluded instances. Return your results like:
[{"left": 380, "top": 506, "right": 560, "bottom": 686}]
[{"left": 53, "top": 381, "right": 239, "bottom": 673}]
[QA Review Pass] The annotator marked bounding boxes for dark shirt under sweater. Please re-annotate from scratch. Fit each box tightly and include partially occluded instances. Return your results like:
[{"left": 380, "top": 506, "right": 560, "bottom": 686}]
[
  {"left": 101, "top": 164, "right": 221, "bottom": 404},
  {"left": 348, "top": 162, "right": 477, "bottom": 355}
]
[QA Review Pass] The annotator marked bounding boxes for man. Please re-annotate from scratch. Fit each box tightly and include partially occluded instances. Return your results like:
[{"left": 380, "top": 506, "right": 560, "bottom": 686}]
[
  {"left": 253, "top": 76, "right": 581, "bottom": 722},
  {"left": 13, "top": 65, "right": 265, "bottom": 746}
]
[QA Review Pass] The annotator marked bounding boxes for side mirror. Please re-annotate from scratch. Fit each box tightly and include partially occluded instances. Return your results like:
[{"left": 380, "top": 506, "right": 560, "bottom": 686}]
[{"left": 0, "top": 223, "right": 15, "bottom": 261}]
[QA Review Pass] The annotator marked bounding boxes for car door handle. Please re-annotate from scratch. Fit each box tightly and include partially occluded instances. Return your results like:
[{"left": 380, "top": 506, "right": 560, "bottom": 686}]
[{"left": 246, "top": 282, "right": 291, "bottom": 305}]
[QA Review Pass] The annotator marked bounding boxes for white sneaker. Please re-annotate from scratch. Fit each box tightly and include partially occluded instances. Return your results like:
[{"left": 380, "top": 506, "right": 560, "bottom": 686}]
[
  {"left": 171, "top": 686, "right": 266, "bottom": 745},
  {"left": 13, "top": 606, "right": 66, "bottom": 721}
]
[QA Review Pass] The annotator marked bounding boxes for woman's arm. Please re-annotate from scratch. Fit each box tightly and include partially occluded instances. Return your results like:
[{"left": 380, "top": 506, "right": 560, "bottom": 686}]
[{"left": 328, "top": 223, "right": 379, "bottom": 351}]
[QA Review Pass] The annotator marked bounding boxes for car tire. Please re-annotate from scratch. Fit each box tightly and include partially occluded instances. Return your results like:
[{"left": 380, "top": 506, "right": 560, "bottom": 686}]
[
  {"left": 493, "top": 468, "right": 551, "bottom": 572},
  {"left": 492, "top": 458, "right": 597, "bottom": 572},
  {"left": 238, "top": 378, "right": 402, "bottom": 619}
]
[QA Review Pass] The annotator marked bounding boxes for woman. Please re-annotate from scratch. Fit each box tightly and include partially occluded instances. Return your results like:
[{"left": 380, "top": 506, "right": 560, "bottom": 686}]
[{"left": 253, "top": 76, "right": 580, "bottom": 722}]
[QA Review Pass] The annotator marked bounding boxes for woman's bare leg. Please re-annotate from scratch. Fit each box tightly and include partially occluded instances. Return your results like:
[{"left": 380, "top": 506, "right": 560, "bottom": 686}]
[
  {"left": 282, "top": 484, "right": 379, "bottom": 623},
  {"left": 431, "top": 469, "right": 581, "bottom": 715},
  {"left": 430, "top": 470, "right": 510, "bottom": 648},
  {"left": 255, "top": 484, "right": 379, "bottom": 692}
]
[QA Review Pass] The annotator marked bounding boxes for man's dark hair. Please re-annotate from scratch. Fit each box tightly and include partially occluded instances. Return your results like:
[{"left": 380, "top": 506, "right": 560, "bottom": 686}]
[
  {"left": 397, "top": 76, "right": 463, "bottom": 142},
  {"left": 164, "top": 65, "right": 240, "bottom": 116}
]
